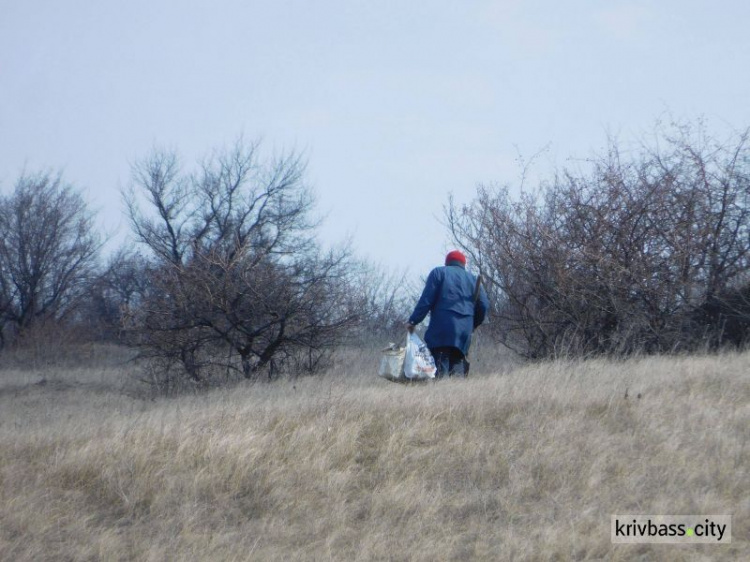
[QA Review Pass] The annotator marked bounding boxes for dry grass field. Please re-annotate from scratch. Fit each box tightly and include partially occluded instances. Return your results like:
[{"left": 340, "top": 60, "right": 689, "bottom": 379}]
[{"left": 0, "top": 345, "right": 748, "bottom": 561}]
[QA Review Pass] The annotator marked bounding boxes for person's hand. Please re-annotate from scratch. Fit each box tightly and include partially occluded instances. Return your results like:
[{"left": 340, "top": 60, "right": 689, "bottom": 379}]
[{"left": 406, "top": 323, "right": 415, "bottom": 333}]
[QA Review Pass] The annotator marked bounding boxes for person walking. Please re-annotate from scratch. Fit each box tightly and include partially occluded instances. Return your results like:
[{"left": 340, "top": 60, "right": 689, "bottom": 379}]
[{"left": 407, "top": 250, "right": 489, "bottom": 378}]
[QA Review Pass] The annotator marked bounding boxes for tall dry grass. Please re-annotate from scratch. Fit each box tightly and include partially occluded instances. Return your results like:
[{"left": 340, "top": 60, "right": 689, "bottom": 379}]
[{"left": 0, "top": 346, "right": 748, "bottom": 560}]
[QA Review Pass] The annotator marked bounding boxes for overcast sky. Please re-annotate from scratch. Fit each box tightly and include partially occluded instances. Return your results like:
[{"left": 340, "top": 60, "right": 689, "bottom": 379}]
[{"left": 2, "top": 0, "right": 750, "bottom": 278}]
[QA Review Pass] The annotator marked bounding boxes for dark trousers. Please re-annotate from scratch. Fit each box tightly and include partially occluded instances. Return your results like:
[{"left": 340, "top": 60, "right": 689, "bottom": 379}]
[{"left": 430, "top": 346, "right": 466, "bottom": 379}]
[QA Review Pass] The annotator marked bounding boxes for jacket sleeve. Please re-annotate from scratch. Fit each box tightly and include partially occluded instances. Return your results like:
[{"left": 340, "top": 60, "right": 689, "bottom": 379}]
[
  {"left": 408, "top": 268, "right": 441, "bottom": 326},
  {"left": 473, "top": 283, "right": 490, "bottom": 329}
]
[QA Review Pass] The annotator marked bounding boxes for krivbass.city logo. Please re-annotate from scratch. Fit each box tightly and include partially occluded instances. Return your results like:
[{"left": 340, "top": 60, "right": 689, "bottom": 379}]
[{"left": 611, "top": 515, "right": 731, "bottom": 544}]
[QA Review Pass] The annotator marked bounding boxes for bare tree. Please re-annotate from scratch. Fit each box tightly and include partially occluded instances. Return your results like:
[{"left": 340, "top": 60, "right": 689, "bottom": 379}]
[
  {"left": 0, "top": 171, "right": 99, "bottom": 348},
  {"left": 123, "top": 140, "right": 360, "bottom": 390},
  {"left": 448, "top": 121, "right": 750, "bottom": 358},
  {"left": 75, "top": 249, "right": 151, "bottom": 342}
]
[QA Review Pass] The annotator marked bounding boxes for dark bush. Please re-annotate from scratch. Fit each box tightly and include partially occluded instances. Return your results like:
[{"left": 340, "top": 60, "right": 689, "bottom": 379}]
[
  {"left": 448, "top": 121, "right": 750, "bottom": 358},
  {"left": 123, "top": 140, "right": 361, "bottom": 391}
]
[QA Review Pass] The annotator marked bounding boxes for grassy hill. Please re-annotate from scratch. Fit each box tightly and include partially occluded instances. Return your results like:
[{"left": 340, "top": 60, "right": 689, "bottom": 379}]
[{"left": 0, "top": 347, "right": 747, "bottom": 560}]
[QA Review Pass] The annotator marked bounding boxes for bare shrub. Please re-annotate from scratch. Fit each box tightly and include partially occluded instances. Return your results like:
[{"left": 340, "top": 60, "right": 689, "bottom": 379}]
[
  {"left": 348, "top": 260, "right": 414, "bottom": 345},
  {"left": 72, "top": 250, "right": 152, "bottom": 343},
  {"left": 448, "top": 121, "right": 750, "bottom": 358},
  {"left": 122, "top": 140, "right": 360, "bottom": 391}
]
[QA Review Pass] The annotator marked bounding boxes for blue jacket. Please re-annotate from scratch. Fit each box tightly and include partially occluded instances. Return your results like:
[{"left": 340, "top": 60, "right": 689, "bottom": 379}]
[{"left": 408, "top": 263, "right": 490, "bottom": 355}]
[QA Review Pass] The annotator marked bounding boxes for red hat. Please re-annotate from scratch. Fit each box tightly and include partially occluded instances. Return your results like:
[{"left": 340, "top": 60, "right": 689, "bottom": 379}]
[{"left": 445, "top": 250, "right": 467, "bottom": 266}]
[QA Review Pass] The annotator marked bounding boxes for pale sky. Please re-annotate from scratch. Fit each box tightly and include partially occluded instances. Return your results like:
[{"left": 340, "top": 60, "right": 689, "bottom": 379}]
[{"left": 2, "top": 1, "right": 750, "bottom": 279}]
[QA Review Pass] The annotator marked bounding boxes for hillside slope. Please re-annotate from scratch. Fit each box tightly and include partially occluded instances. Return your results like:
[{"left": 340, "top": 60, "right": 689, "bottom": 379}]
[{"left": 0, "top": 351, "right": 748, "bottom": 560}]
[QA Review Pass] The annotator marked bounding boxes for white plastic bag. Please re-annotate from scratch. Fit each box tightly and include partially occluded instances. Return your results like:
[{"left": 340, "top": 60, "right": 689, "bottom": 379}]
[
  {"left": 403, "top": 333, "right": 437, "bottom": 380},
  {"left": 378, "top": 344, "right": 406, "bottom": 381}
]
